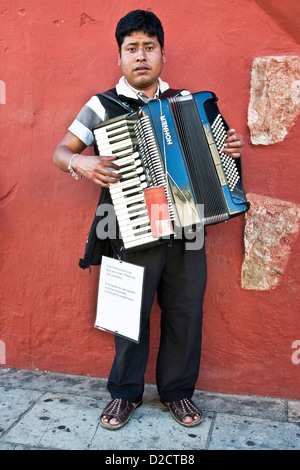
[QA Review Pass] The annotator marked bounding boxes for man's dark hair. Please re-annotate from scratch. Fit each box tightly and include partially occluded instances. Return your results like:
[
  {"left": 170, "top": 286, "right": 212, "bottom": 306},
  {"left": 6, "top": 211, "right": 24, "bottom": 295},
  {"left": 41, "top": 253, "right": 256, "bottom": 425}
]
[{"left": 115, "top": 10, "right": 164, "bottom": 51}]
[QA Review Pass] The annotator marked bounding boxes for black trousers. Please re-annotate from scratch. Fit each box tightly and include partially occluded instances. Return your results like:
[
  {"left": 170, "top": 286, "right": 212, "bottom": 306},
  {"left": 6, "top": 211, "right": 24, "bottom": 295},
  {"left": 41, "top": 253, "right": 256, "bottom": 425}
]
[{"left": 107, "top": 239, "right": 207, "bottom": 403}]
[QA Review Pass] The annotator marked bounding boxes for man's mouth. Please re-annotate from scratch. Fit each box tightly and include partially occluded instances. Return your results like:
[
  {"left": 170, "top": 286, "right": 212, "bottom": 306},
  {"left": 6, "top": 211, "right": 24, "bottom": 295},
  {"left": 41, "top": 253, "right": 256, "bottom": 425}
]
[{"left": 133, "top": 65, "right": 151, "bottom": 72}]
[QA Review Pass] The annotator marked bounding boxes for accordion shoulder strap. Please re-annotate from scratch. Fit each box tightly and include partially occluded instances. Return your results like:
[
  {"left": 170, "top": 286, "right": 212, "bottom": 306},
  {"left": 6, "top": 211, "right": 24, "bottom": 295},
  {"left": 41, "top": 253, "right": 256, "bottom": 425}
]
[
  {"left": 96, "top": 87, "right": 185, "bottom": 113},
  {"left": 159, "top": 88, "right": 185, "bottom": 99},
  {"left": 96, "top": 90, "right": 134, "bottom": 112}
]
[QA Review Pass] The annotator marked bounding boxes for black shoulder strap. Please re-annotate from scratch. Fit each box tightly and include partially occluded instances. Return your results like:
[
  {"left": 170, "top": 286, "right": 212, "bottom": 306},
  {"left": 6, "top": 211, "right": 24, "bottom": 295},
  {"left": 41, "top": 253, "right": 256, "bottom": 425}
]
[
  {"left": 159, "top": 88, "right": 185, "bottom": 99},
  {"left": 96, "top": 87, "right": 185, "bottom": 113},
  {"left": 96, "top": 88, "right": 133, "bottom": 113}
]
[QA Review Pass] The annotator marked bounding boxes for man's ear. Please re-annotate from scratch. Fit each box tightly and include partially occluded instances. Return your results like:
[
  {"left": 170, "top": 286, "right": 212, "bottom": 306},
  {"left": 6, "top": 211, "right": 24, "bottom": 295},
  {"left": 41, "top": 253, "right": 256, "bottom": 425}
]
[
  {"left": 162, "top": 48, "right": 166, "bottom": 63},
  {"left": 118, "top": 50, "right": 121, "bottom": 66}
]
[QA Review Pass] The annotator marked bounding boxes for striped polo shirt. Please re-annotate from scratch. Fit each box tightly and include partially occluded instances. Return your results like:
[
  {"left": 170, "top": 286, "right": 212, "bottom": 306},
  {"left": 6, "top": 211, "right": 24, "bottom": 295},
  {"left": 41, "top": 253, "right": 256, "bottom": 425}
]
[{"left": 68, "top": 76, "right": 170, "bottom": 147}]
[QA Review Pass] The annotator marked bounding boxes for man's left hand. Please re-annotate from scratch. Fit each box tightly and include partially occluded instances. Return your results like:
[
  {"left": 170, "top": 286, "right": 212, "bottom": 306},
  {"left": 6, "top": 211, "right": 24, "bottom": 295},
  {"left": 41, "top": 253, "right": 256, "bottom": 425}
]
[{"left": 221, "top": 128, "right": 245, "bottom": 158}]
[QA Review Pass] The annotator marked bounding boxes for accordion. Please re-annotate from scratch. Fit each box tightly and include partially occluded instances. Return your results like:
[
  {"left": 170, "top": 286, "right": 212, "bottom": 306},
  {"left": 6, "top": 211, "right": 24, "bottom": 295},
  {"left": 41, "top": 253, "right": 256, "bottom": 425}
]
[{"left": 93, "top": 91, "right": 250, "bottom": 251}]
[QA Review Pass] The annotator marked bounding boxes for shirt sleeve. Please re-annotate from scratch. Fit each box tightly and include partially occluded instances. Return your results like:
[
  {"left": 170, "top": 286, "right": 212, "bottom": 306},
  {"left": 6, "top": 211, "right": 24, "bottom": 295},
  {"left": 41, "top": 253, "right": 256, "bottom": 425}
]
[{"left": 68, "top": 95, "right": 107, "bottom": 146}]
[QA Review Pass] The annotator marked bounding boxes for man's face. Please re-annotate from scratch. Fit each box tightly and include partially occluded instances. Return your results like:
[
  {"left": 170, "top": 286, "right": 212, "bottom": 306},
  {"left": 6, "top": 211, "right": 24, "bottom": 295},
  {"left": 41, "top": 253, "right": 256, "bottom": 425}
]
[{"left": 118, "top": 31, "right": 165, "bottom": 96}]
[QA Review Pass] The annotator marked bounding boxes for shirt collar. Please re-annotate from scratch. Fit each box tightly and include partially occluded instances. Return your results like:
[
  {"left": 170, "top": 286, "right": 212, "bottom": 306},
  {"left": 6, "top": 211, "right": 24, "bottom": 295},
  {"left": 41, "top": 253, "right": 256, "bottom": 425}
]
[{"left": 116, "top": 76, "right": 169, "bottom": 102}]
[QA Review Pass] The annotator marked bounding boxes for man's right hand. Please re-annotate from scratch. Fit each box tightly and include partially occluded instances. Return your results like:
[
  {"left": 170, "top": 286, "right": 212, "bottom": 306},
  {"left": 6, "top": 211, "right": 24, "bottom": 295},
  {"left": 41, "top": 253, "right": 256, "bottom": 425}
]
[
  {"left": 53, "top": 131, "right": 123, "bottom": 187},
  {"left": 71, "top": 154, "right": 123, "bottom": 187}
]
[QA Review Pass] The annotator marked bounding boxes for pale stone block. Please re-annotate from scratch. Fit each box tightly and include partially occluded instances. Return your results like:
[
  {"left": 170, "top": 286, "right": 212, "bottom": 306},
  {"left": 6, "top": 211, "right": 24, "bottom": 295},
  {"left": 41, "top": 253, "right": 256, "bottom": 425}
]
[
  {"left": 288, "top": 400, "right": 300, "bottom": 423},
  {"left": 241, "top": 193, "right": 300, "bottom": 290},
  {"left": 248, "top": 56, "right": 300, "bottom": 145}
]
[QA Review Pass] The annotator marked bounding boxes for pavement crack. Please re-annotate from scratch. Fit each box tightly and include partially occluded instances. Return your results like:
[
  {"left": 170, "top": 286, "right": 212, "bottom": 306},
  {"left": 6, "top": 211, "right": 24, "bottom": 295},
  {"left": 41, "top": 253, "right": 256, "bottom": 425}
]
[{"left": 0, "top": 390, "right": 47, "bottom": 440}]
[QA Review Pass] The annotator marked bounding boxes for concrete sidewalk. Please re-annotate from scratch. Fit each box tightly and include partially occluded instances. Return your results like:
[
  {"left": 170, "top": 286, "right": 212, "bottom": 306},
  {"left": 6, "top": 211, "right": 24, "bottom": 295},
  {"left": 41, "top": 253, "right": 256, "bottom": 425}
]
[{"left": 0, "top": 367, "right": 299, "bottom": 451}]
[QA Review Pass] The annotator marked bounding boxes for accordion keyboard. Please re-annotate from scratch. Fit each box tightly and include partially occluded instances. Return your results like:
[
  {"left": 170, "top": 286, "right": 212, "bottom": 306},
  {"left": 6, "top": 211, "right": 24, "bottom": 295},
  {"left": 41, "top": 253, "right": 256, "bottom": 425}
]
[{"left": 93, "top": 115, "right": 173, "bottom": 250}]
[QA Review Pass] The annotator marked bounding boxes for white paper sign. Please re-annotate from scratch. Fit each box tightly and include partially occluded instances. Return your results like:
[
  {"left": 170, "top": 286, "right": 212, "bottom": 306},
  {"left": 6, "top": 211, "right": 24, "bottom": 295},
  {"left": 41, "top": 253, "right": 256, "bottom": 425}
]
[{"left": 95, "top": 256, "right": 145, "bottom": 343}]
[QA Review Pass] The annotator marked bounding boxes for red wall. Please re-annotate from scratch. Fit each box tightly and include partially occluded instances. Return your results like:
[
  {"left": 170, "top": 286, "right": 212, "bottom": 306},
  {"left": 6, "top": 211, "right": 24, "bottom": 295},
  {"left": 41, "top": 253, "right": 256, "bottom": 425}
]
[{"left": 1, "top": 0, "right": 299, "bottom": 399}]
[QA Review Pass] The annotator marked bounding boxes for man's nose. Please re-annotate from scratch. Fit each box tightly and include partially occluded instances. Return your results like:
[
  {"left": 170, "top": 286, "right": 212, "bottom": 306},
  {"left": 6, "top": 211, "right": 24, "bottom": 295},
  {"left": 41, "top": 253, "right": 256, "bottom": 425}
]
[{"left": 136, "top": 47, "right": 146, "bottom": 60}]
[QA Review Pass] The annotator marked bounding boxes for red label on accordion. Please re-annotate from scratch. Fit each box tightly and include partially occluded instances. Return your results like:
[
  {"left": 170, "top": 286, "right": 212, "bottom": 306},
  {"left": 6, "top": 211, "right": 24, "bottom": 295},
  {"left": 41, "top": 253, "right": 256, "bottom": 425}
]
[{"left": 143, "top": 186, "right": 174, "bottom": 238}]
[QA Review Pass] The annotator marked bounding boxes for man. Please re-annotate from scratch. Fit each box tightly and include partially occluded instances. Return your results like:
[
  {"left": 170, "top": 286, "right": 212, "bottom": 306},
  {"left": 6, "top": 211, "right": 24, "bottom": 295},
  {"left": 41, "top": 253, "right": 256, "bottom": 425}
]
[{"left": 53, "top": 10, "right": 244, "bottom": 430}]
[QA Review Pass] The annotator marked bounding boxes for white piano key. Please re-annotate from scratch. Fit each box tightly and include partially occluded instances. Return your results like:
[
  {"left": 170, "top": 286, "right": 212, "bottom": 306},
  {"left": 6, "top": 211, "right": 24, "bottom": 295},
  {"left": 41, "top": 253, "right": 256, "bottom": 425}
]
[
  {"left": 118, "top": 167, "right": 144, "bottom": 179},
  {"left": 118, "top": 173, "right": 145, "bottom": 183},
  {"left": 111, "top": 182, "right": 148, "bottom": 199},
  {"left": 94, "top": 123, "right": 129, "bottom": 135},
  {"left": 117, "top": 161, "right": 142, "bottom": 173},
  {"left": 94, "top": 119, "right": 127, "bottom": 135},
  {"left": 105, "top": 159, "right": 141, "bottom": 176},
  {"left": 95, "top": 132, "right": 131, "bottom": 144},
  {"left": 96, "top": 137, "right": 133, "bottom": 153},
  {"left": 113, "top": 193, "right": 146, "bottom": 211},
  {"left": 118, "top": 203, "right": 148, "bottom": 218},
  {"left": 118, "top": 159, "right": 142, "bottom": 170},
  {"left": 120, "top": 213, "right": 150, "bottom": 227},
  {"left": 123, "top": 233, "right": 156, "bottom": 249},
  {"left": 95, "top": 123, "right": 130, "bottom": 136},
  {"left": 112, "top": 148, "right": 135, "bottom": 158},
  {"left": 115, "top": 207, "right": 148, "bottom": 220},
  {"left": 95, "top": 130, "right": 131, "bottom": 146},
  {"left": 109, "top": 175, "right": 142, "bottom": 190},
  {"left": 116, "top": 153, "right": 140, "bottom": 166},
  {"left": 115, "top": 205, "right": 146, "bottom": 219},
  {"left": 119, "top": 216, "right": 151, "bottom": 235},
  {"left": 120, "top": 224, "right": 151, "bottom": 240},
  {"left": 117, "top": 206, "right": 148, "bottom": 222},
  {"left": 99, "top": 148, "right": 134, "bottom": 157}
]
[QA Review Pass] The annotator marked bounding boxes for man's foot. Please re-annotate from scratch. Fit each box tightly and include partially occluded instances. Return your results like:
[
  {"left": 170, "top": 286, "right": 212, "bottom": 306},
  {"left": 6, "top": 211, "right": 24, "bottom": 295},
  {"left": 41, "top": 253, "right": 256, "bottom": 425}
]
[
  {"left": 100, "top": 398, "right": 142, "bottom": 430},
  {"left": 162, "top": 398, "right": 203, "bottom": 427}
]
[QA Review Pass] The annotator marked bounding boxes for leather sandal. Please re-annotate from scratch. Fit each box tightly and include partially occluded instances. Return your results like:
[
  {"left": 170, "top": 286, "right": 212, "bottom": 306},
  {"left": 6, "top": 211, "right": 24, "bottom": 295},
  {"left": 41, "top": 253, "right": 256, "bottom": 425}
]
[
  {"left": 163, "top": 398, "right": 203, "bottom": 427},
  {"left": 100, "top": 398, "right": 142, "bottom": 430}
]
